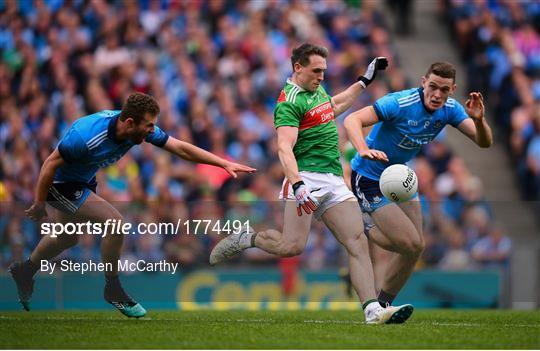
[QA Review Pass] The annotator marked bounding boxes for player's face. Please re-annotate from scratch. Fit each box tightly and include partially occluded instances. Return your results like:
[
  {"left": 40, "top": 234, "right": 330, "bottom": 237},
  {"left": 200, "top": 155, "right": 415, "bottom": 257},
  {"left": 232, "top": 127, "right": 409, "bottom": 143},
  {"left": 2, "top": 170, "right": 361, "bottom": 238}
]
[
  {"left": 128, "top": 113, "right": 157, "bottom": 144},
  {"left": 421, "top": 74, "right": 456, "bottom": 111},
  {"left": 295, "top": 55, "right": 327, "bottom": 92}
]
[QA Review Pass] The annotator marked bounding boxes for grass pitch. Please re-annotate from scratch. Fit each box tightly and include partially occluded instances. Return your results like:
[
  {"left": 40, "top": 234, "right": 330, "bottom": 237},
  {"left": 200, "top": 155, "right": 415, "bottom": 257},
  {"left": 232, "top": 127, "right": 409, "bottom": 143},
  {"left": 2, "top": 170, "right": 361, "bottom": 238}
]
[{"left": 0, "top": 310, "right": 538, "bottom": 349}]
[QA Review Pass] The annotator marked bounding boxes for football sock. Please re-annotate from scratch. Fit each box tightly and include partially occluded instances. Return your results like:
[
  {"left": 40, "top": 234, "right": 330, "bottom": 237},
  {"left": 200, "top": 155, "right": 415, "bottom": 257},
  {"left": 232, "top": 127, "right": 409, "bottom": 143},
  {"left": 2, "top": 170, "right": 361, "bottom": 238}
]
[
  {"left": 23, "top": 257, "right": 40, "bottom": 277},
  {"left": 105, "top": 274, "right": 121, "bottom": 288},
  {"left": 250, "top": 232, "right": 258, "bottom": 247},
  {"left": 104, "top": 275, "right": 135, "bottom": 304},
  {"left": 362, "top": 298, "right": 379, "bottom": 311},
  {"left": 239, "top": 231, "right": 255, "bottom": 249},
  {"left": 105, "top": 275, "right": 133, "bottom": 302},
  {"left": 378, "top": 290, "right": 396, "bottom": 307}
]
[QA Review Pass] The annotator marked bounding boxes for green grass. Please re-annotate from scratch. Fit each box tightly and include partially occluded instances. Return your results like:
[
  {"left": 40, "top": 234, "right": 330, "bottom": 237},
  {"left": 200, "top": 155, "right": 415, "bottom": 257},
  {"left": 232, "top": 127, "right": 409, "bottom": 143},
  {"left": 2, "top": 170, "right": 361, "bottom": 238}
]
[{"left": 0, "top": 310, "right": 538, "bottom": 349}]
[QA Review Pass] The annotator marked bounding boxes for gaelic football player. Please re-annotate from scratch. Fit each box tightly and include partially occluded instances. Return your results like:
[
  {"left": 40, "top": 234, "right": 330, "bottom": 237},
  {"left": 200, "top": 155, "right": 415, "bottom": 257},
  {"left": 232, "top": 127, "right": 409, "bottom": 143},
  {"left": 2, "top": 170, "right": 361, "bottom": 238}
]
[
  {"left": 345, "top": 62, "right": 492, "bottom": 307},
  {"left": 210, "top": 43, "right": 413, "bottom": 324},
  {"left": 10, "top": 92, "right": 255, "bottom": 317}
]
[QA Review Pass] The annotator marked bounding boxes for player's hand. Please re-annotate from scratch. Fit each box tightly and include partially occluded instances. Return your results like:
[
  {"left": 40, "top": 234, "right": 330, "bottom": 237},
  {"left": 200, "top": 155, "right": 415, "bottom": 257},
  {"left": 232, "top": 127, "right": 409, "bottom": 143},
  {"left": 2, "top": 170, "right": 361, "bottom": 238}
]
[
  {"left": 465, "top": 92, "right": 485, "bottom": 121},
  {"left": 359, "top": 149, "right": 389, "bottom": 162},
  {"left": 292, "top": 181, "right": 319, "bottom": 216},
  {"left": 357, "top": 57, "right": 389, "bottom": 88},
  {"left": 223, "top": 161, "right": 256, "bottom": 178},
  {"left": 25, "top": 202, "right": 47, "bottom": 221}
]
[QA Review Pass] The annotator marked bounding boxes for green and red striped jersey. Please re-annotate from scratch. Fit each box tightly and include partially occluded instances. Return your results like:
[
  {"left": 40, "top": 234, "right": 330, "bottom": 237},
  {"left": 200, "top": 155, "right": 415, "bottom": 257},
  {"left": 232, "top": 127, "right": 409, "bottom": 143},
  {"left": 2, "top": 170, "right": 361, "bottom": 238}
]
[{"left": 274, "top": 79, "right": 342, "bottom": 176}]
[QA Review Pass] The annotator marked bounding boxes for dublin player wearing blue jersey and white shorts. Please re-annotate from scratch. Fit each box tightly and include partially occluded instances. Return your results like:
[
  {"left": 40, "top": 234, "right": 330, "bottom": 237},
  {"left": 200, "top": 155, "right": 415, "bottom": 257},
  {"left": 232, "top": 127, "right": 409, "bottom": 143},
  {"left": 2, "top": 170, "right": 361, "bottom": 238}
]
[
  {"left": 9, "top": 92, "right": 255, "bottom": 317},
  {"left": 344, "top": 62, "right": 493, "bottom": 307}
]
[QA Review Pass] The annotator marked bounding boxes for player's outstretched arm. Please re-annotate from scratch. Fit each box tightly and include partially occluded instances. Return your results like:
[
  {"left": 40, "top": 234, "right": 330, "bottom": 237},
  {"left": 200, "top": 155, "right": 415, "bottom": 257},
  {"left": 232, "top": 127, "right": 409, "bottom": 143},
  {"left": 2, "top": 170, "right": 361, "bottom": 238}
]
[
  {"left": 162, "top": 137, "right": 256, "bottom": 178},
  {"left": 458, "top": 92, "right": 493, "bottom": 148},
  {"left": 344, "top": 106, "right": 389, "bottom": 162},
  {"left": 26, "top": 148, "right": 65, "bottom": 221},
  {"left": 331, "top": 57, "right": 388, "bottom": 117}
]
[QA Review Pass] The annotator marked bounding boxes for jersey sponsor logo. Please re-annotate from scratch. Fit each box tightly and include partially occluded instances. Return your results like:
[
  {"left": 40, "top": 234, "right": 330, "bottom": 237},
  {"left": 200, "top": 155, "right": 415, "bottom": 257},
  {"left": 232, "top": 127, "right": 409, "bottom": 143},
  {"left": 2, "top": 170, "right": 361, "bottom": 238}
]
[
  {"left": 398, "top": 133, "right": 436, "bottom": 149},
  {"left": 300, "top": 102, "right": 334, "bottom": 131},
  {"left": 407, "top": 120, "right": 418, "bottom": 126}
]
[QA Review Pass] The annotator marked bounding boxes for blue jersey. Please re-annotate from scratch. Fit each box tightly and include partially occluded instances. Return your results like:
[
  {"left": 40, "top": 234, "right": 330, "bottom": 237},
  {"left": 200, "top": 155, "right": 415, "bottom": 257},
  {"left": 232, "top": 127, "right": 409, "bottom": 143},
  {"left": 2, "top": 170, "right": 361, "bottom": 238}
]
[
  {"left": 55, "top": 110, "right": 169, "bottom": 184},
  {"left": 351, "top": 88, "right": 468, "bottom": 180}
]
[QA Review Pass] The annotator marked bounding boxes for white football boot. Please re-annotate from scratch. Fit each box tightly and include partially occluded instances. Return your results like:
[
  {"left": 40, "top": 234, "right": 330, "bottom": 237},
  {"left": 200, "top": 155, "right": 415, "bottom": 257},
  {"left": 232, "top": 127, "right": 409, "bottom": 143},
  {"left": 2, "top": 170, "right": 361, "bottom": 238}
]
[
  {"left": 366, "top": 304, "right": 414, "bottom": 324},
  {"left": 209, "top": 224, "right": 254, "bottom": 265}
]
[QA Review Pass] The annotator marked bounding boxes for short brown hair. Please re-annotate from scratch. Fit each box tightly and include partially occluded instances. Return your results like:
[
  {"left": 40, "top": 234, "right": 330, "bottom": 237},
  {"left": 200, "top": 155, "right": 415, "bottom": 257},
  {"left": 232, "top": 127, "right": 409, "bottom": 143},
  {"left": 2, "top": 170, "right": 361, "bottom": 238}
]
[
  {"left": 291, "top": 43, "right": 328, "bottom": 71},
  {"left": 119, "top": 92, "right": 160, "bottom": 124},
  {"left": 425, "top": 62, "right": 456, "bottom": 82}
]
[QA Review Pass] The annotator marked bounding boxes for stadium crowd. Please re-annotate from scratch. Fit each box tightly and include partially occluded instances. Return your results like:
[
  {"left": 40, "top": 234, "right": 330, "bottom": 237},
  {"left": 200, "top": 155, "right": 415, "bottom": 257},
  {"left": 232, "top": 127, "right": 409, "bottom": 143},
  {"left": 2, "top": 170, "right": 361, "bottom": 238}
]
[
  {"left": 0, "top": 0, "right": 510, "bottom": 273},
  {"left": 444, "top": 0, "right": 540, "bottom": 201}
]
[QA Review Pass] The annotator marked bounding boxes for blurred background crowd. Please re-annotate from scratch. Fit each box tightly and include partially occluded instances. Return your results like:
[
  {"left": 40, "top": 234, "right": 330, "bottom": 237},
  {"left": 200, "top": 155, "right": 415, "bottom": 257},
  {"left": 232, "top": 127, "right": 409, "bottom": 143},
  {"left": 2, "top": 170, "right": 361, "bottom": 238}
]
[
  {"left": 443, "top": 0, "right": 540, "bottom": 201},
  {"left": 0, "top": 0, "right": 515, "bottom": 274}
]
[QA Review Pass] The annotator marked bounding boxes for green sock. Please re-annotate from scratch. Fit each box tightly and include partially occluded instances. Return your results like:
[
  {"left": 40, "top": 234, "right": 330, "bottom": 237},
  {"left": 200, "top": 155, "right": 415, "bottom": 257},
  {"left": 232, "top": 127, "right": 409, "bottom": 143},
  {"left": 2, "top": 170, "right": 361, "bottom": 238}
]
[{"left": 250, "top": 232, "right": 258, "bottom": 247}]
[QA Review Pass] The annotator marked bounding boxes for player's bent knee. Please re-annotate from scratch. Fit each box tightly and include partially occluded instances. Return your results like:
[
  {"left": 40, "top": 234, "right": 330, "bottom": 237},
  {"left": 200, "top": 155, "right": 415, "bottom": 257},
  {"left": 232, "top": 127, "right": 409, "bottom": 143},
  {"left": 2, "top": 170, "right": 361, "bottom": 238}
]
[
  {"left": 342, "top": 235, "right": 368, "bottom": 258},
  {"left": 403, "top": 237, "right": 424, "bottom": 257},
  {"left": 413, "top": 237, "right": 425, "bottom": 255}
]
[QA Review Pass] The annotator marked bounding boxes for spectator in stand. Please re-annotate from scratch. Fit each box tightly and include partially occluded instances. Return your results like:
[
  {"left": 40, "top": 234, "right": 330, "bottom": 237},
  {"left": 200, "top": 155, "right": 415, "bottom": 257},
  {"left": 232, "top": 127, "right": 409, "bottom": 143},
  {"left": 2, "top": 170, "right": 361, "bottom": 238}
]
[
  {"left": 525, "top": 110, "right": 540, "bottom": 198},
  {"left": 471, "top": 226, "right": 511, "bottom": 270},
  {"left": 445, "top": 0, "right": 540, "bottom": 202}
]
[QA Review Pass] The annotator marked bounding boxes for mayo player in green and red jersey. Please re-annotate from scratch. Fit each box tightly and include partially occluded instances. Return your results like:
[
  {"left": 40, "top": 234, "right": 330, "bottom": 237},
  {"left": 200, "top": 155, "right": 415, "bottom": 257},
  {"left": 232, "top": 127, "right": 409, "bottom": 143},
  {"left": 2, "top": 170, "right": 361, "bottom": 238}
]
[{"left": 210, "top": 43, "right": 414, "bottom": 324}]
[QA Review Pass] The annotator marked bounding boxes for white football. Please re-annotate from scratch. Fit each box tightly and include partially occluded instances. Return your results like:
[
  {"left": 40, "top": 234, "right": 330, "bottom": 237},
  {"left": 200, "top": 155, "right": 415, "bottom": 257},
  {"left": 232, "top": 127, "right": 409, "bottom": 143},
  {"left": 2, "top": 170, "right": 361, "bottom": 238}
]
[{"left": 379, "top": 164, "right": 418, "bottom": 203}]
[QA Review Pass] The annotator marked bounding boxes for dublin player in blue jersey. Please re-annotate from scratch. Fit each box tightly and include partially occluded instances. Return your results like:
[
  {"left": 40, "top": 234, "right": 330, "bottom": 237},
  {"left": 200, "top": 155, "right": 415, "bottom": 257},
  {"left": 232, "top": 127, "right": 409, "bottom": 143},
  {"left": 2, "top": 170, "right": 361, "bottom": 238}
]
[
  {"left": 9, "top": 92, "right": 255, "bottom": 317},
  {"left": 344, "top": 62, "right": 493, "bottom": 307}
]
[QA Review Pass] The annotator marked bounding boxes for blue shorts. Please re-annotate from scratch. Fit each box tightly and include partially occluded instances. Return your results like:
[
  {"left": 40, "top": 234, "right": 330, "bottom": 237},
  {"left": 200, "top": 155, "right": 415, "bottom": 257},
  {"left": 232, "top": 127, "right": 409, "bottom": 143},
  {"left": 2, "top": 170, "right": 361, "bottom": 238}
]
[
  {"left": 46, "top": 180, "right": 97, "bottom": 214},
  {"left": 350, "top": 170, "right": 392, "bottom": 213},
  {"left": 351, "top": 170, "right": 419, "bottom": 213}
]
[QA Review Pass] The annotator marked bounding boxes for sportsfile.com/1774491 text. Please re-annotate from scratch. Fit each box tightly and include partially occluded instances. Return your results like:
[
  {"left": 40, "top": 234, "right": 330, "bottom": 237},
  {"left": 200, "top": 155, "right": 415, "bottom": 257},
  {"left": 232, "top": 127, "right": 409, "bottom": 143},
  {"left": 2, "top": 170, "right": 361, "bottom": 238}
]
[{"left": 40, "top": 219, "right": 251, "bottom": 238}]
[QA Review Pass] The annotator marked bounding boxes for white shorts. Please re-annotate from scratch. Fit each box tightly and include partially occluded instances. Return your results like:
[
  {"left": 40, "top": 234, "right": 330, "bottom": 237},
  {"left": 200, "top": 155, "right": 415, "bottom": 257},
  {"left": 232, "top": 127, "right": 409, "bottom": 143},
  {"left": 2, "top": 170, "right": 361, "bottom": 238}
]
[{"left": 279, "top": 171, "right": 355, "bottom": 220}]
